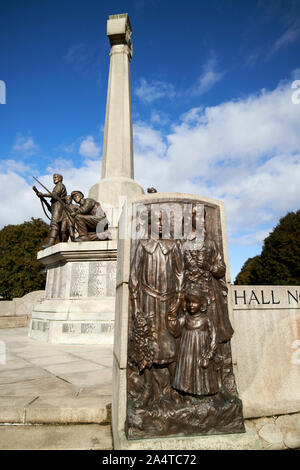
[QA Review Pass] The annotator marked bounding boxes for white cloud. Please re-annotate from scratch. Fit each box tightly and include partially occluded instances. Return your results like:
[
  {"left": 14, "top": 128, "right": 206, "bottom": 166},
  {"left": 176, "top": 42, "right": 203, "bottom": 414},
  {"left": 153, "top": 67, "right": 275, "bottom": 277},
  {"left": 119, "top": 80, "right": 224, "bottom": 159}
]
[
  {"left": 247, "top": 21, "right": 300, "bottom": 65},
  {"left": 0, "top": 171, "right": 43, "bottom": 227},
  {"left": 188, "top": 53, "right": 224, "bottom": 96},
  {"left": 0, "top": 157, "right": 101, "bottom": 229},
  {"left": 12, "top": 135, "right": 39, "bottom": 156},
  {"left": 150, "top": 110, "right": 170, "bottom": 126},
  {"left": 230, "top": 229, "right": 272, "bottom": 247},
  {"left": 291, "top": 67, "right": 300, "bottom": 80},
  {"left": 134, "top": 122, "right": 167, "bottom": 157},
  {"left": 0, "top": 159, "right": 32, "bottom": 174},
  {"left": 64, "top": 43, "right": 95, "bottom": 70},
  {"left": 135, "top": 78, "right": 175, "bottom": 103},
  {"left": 1, "top": 76, "right": 300, "bottom": 254},
  {"left": 45, "top": 158, "right": 101, "bottom": 197},
  {"left": 0, "top": 132, "right": 104, "bottom": 228},
  {"left": 134, "top": 78, "right": 300, "bottom": 245},
  {"left": 136, "top": 54, "right": 223, "bottom": 104},
  {"left": 79, "top": 136, "right": 101, "bottom": 159},
  {"left": 269, "top": 21, "right": 300, "bottom": 57}
]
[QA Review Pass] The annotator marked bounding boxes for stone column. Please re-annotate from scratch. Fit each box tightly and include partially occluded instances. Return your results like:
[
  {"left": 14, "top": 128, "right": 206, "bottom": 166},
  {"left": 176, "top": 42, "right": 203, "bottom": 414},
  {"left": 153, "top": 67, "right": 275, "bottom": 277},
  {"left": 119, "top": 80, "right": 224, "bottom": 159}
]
[{"left": 89, "top": 14, "right": 144, "bottom": 230}]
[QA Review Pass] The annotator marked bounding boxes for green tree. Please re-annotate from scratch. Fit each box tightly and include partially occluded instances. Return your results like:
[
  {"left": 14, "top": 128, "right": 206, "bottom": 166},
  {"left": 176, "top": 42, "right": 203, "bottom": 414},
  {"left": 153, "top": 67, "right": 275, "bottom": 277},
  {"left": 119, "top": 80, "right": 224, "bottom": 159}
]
[
  {"left": 235, "top": 210, "right": 300, "bottom": 285},
  {"left": 234, "top": 255, "right": 261, "bottom": 285},
  {"left": 0, "top": 218, "right": 49, "bottom": 300}
]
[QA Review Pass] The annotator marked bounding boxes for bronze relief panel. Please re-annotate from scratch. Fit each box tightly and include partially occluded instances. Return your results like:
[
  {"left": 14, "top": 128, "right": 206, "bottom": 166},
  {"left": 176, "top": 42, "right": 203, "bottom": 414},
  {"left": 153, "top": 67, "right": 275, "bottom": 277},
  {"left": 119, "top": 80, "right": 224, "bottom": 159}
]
[{"left": 126, "top": 200, "right": 244, "bottom": 439}]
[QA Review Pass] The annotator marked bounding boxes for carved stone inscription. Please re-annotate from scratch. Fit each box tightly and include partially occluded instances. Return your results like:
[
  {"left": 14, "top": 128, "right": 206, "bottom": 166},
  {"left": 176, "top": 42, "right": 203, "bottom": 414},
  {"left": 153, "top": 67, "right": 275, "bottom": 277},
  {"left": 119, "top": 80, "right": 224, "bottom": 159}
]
[
  {"left": 232, "top": 286, "right": 300, "bottom": 309},
  {"left": 70, "top": 262, "right": 89, "bottom": 297},
  {"left": 88, "top": 262, "right": 107, "bottom": 297},
  {"left": 45, "top": 266, "right": 55, "bottom": 299},
  {"left": 70, "top": 260, "right": 117, "bottom": 298},
  {"left": 45, "top": 264, "right": 66, "bottom": 299},
  {"left": 126, "top": 200, "right": 245, "bottom": 439}
]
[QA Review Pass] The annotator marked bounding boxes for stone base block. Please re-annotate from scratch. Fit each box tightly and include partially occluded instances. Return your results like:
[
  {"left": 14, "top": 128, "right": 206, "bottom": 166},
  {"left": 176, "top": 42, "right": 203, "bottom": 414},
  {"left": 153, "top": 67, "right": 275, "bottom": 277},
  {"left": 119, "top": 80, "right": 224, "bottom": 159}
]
[
  {"left": 29, "top": 319, "right": 114, "bottom": 344},
  {"left": 29, "top": 241, "right": 117, "bottom": 344},
  {"left": 115, "top": 426, "right": 261, "bottom": 450}
]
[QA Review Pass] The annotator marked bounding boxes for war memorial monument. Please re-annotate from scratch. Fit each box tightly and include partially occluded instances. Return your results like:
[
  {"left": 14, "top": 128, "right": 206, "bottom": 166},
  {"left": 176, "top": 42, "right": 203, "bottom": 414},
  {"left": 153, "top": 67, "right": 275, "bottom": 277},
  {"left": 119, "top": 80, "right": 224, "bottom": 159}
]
[{"left": 28, "top": 14, "right": 300, "bottom": 450}]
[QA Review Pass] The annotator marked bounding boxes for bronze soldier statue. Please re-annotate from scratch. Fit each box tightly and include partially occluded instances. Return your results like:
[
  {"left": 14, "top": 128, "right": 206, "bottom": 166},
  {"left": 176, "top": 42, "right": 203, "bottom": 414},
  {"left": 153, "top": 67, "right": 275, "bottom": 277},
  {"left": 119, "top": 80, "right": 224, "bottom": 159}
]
[
  {"left": 60, "top": 195, "right": 78, "bottom": 242},
  {"left": 70, "top": 191, "right": 111, "bottom": 241},
  {"left": 36, "top": 174, "right": 67, "bottom": 249}
]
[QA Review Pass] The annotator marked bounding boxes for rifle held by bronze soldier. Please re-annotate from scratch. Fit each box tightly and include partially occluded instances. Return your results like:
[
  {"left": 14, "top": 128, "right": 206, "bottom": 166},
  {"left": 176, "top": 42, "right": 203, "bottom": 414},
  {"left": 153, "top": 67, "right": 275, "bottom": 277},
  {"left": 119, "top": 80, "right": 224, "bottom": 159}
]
[
  {"left": 32, "top": 184, "right": 52, "bottom": 220},
  {"left": 32, "top": 177, "right": 75, "bottom": 225}
]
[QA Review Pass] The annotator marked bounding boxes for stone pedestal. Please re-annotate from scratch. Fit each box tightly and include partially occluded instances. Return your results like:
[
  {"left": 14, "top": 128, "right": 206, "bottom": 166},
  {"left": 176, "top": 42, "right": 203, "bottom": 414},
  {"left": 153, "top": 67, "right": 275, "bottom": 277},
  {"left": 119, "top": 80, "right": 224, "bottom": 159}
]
[
  {"left": 112, "top": 193, "right": 258, "bottom": 450},
  {"left": 29, "top": 240, "right": 117, "bottom": 344},
  {"left": 89, "top": 177, "right": 144, "bottom": 236}
]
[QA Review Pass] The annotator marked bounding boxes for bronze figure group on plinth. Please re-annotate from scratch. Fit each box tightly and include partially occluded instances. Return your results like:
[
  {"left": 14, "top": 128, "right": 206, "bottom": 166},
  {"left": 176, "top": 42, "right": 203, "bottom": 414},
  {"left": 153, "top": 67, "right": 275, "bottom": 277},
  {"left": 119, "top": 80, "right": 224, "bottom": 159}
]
[
  {"left": 126, "top": 202, "right": 245, "bottom": 439},
  {"left": 33, "top": 174, "right": 111, "bottom": 248}
]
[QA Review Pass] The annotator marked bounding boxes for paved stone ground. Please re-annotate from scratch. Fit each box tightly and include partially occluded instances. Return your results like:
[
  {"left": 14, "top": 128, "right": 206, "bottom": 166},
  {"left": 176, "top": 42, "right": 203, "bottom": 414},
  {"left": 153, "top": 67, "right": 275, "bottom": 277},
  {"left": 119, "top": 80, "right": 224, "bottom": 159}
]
[
  {"left": 1, "top": 328, "right": 299, "bottom": 450},
  {"left": 0, "top": 327, "right": 113, "bottom": 449}
]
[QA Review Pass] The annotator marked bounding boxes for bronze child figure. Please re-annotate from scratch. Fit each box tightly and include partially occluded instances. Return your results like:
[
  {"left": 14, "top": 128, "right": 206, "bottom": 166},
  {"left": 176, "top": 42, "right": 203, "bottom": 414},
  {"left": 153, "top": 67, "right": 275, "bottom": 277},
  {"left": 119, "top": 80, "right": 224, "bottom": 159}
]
[{"left": 168, "top": 292, "right": 221, "bottom": 397}]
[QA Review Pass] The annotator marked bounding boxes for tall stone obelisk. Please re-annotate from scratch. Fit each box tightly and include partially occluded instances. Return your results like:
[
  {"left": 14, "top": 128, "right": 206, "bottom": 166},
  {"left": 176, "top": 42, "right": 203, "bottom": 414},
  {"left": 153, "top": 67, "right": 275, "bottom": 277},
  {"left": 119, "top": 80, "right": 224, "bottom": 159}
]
[{"left": 89, "top": 14, "right": 144, "bottom": 230}]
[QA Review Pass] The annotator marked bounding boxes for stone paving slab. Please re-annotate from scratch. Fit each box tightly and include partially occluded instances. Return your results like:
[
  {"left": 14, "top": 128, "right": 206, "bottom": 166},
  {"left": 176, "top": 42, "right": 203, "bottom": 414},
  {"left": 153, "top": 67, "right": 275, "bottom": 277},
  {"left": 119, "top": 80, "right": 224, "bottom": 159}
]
[
  {"left": 42, "top": 360, "right": 106, "bottom": 376},
  {"left": 0, "top": 376, "right": 79, "bottom": 397},
  {"left": 0, "top": 357, "right": 33, "bottom": 371},
  {"left": 26, "top": 354, "right": 82, "bottom": 366},
  {"left": 0, "top": 328, "right": 112, "bottom": 424},
  {"left": 79, "top": 383, "right": 113, "bottom": 397},
  {"left": 0, "top": 366, "right": 51, "bottom": 385},
  {"left": 59, "top": 368, "right": 112, "bottom": 388},
  {"left": 0, "top": 424, "right": 113, "bottom": 450}
]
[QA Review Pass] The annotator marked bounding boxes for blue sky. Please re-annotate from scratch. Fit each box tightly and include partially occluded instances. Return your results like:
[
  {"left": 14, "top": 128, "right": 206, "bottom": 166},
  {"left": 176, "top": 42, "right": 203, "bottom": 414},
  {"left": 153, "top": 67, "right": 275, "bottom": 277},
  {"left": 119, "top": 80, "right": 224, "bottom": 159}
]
[{"left": 0, "top": 0, "right": 300, "bottom": 281}]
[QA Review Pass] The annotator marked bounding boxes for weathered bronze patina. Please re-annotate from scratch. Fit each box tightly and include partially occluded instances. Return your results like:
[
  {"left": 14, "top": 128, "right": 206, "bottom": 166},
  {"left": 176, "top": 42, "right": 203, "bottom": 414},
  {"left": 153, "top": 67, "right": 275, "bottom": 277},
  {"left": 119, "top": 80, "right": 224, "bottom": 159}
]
[
  {"left": 33, "top": 176, "right": 111, "bottom": 245},
  {"left": 126, "top": 201, "right": 245, "bottom": 439},
  {"left": 70, "top": 191, "right": 111, "bottom": 242},
  {"left": 33, "top": 174, "right": 67, "bottom": 248},
  {"left": 60, "top": 195, "right": 78, "bottom": 242}
]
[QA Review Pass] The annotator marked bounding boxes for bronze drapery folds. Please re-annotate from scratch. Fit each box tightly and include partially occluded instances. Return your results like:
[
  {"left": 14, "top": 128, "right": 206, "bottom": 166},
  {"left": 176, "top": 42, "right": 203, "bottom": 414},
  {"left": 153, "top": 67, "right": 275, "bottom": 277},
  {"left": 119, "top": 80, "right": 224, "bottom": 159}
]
[{"left": 126, "top": 201, "right": 245, "bottom": 439}]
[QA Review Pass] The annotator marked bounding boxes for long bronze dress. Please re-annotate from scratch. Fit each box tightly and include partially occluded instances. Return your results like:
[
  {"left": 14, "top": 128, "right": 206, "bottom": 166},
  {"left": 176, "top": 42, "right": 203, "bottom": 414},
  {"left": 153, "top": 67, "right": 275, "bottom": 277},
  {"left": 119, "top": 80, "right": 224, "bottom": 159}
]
[
  {"left": 129, "top": 239, "right": 184, "bottom": 371},
  {"left": 170, "top": 311, "right": 219, "bottom": 396}
]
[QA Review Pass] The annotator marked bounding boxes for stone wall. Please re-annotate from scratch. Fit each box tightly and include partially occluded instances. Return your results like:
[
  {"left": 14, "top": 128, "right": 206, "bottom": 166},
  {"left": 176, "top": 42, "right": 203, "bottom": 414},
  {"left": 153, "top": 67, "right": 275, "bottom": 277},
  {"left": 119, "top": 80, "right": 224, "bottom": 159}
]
[
  {"left": 229, "top": 285, "right": 300, "bottom": 419},
  {"left": 0, "top": 290, "right": 45, "bottom": 328},
  {"left": 245, "top": 412, "right": 300, "bottom": 450},
  {"left": 0, "top": 291, "right": 45, "bottom": 317}
]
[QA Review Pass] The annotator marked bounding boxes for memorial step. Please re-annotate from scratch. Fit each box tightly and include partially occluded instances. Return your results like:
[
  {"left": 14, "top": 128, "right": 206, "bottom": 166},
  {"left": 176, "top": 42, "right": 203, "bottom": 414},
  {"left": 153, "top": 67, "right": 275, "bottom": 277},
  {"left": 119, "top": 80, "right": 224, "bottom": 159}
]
[
  {"left": 0, "top": 424, "right": 113, "bottom": 450},
  {"left": 0, "top": 396, "right": 111, "bottom": 425}
]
